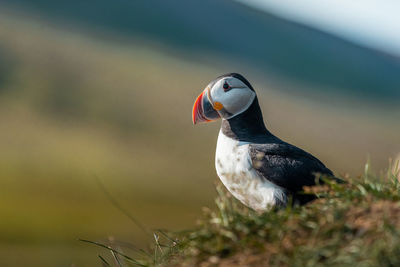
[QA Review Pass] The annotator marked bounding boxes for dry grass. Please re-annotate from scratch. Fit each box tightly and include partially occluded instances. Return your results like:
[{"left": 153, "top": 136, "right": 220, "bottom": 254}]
[{"left": 112, "top": 161, "right": 400, "bottom": 267}]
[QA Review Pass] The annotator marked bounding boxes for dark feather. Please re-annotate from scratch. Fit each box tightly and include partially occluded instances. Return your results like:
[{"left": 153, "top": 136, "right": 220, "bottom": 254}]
[{"left": 249, "top": 141, "right": 333, "bottom": 194}]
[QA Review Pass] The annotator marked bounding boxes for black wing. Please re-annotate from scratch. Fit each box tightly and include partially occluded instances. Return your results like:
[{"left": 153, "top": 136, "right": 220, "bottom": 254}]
[{"left": 249, "top": 142, "right": 333, "bottom": 194}]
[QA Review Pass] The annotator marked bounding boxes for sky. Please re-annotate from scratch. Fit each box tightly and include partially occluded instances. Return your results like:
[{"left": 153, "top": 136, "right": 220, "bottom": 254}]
[{"left": 237, "top": 0, "right": 400, "bottom": 57}]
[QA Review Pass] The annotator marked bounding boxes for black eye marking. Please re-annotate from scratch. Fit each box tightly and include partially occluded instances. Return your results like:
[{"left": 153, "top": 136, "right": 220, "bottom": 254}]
[{"left": 223, "top": 81, "right": 231, "bottom": 92}]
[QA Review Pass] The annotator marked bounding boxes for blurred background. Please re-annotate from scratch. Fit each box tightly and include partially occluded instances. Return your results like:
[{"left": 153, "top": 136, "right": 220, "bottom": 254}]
[{"left": 0, "top": 0, "right": 399, "bottom": 266}]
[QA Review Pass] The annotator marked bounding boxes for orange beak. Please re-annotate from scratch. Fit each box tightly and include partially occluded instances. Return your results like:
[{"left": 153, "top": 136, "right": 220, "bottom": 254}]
[{"left": 192, "top": 89, "right": 220, "bottom": 124}]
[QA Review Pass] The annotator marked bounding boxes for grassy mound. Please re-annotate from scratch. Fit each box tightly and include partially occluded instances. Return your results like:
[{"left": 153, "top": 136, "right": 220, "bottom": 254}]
[{"left": 86, "top": 161, "right": 400, "bottom": 266}]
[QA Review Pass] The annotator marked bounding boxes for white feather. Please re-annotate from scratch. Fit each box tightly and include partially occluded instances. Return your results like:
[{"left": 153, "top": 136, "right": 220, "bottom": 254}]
[
  {"left": 215, "top": 129, "right": 287, "bottom": 211},
  {"left": 210, "top": 78, "right": 256, "bottom": 119}
]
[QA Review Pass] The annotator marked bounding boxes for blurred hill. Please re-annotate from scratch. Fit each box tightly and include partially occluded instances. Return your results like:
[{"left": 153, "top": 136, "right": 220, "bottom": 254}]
[{"left": 2, "top": 0, "right": 400, "bottom": 101}]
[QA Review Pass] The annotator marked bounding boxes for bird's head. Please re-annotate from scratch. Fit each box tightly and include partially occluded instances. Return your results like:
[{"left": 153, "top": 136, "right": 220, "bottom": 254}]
[{"left": 192, "top": 73, "right": 256, "bottom": 124}]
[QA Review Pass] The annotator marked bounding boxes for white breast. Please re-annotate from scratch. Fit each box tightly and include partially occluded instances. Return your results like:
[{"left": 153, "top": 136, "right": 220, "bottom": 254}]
[{"left": 215, "top": 130, "right": 286, "bottom": 211}]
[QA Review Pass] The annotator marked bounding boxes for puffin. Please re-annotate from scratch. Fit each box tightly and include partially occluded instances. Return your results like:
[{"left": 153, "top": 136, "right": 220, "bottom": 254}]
[{"left": 192, "top": 73, "right": 334, "bottom": 211}]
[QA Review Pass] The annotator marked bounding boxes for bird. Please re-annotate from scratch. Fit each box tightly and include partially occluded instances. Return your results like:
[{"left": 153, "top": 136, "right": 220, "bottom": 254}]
[{"left": 192, "top": 73, "right": 334, "bottom": 211}]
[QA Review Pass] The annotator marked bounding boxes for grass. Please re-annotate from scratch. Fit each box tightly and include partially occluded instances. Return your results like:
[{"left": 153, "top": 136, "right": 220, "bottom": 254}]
[{"left": 84, "top": 160, "right": 400, "bottom": 266}]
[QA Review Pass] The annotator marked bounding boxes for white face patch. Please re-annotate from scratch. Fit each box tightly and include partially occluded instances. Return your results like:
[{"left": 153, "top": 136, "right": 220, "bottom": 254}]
[{"left": 209, "top": 77, "right": 256, "bottom": 119}]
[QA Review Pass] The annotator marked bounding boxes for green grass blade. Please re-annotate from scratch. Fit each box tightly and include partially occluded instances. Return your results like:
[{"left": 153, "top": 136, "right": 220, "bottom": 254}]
[{"left": 79, "top": 239, "right": 146, "bottom": 266}]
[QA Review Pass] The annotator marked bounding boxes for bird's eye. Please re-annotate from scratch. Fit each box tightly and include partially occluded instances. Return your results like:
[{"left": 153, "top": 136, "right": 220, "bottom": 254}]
[{"left": 223, "top": 82, "right": 230, "bottom": 92}]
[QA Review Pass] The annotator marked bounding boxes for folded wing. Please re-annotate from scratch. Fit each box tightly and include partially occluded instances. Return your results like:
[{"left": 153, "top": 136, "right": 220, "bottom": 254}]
[{"left": 249, "top": 142, "right": 333, "bottom": 194}]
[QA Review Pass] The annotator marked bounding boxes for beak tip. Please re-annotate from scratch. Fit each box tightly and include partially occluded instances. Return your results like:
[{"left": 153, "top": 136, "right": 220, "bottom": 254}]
[{"left": 192, "top": 91, "right": 204, "bottom": 125}]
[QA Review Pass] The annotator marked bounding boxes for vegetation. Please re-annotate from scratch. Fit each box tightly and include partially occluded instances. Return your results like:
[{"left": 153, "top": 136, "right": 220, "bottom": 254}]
[{"left": 86, "top": 160, "right": 400, "bottom": 266}]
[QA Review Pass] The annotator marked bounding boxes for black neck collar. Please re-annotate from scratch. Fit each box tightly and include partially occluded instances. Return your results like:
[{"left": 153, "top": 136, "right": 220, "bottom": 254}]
[{"left": 221, "top": 97, "right": 272, "bottom": 142}]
